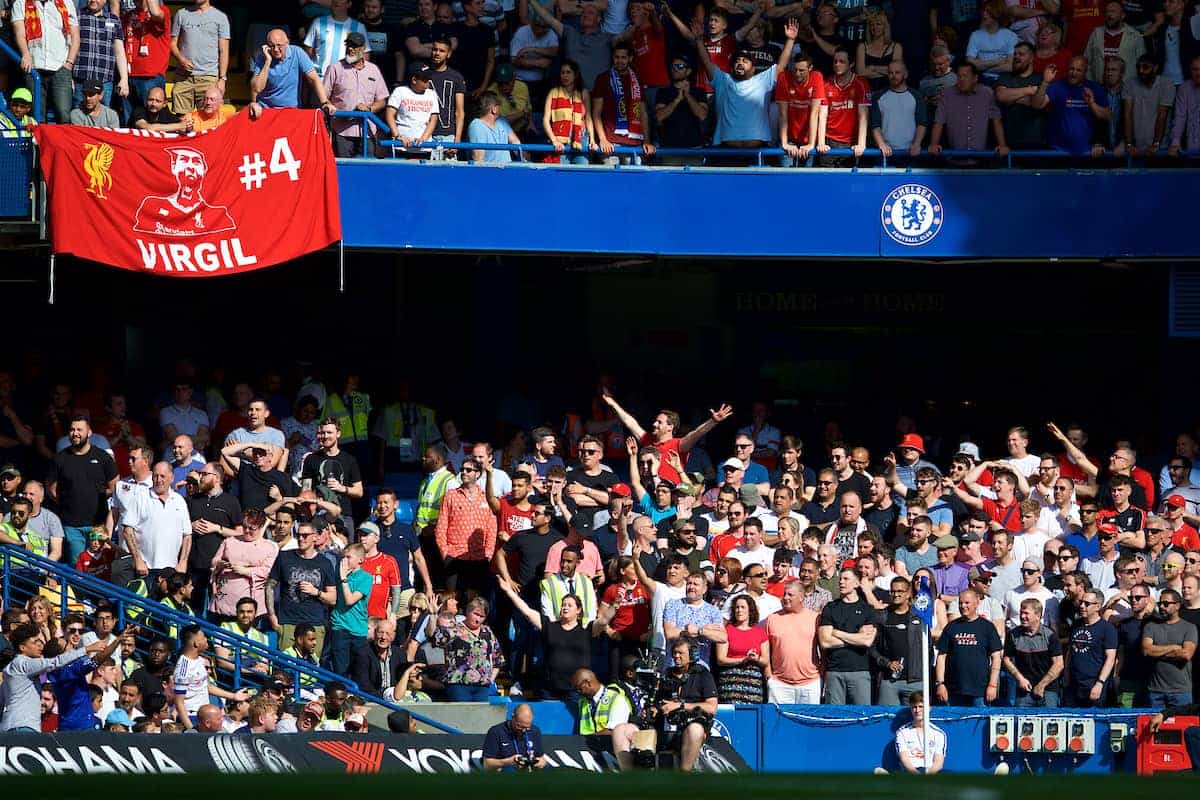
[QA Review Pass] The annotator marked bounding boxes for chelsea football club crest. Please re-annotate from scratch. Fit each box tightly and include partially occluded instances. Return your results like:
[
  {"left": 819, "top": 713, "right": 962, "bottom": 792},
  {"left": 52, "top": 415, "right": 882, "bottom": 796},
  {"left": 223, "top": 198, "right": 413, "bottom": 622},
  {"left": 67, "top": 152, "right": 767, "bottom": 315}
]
[
  {"left": 913, "top": 591, "right": 932, "bottom": 615},
  {"left": 882, "top": 184, "right": 944, "bottom": 246}
]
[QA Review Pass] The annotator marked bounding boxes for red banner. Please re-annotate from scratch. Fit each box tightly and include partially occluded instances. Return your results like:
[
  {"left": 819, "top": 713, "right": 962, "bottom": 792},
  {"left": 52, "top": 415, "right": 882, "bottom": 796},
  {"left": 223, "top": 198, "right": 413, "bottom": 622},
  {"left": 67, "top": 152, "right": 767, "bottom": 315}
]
[{"left": 32, "top": 109, "right": 341, "bottom": 276}]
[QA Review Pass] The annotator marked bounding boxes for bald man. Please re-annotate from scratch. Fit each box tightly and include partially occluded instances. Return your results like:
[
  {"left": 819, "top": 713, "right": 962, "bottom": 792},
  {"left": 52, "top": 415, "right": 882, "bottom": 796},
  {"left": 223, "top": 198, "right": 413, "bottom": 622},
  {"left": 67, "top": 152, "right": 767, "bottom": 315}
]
[
  {"left": 574, "top": 668, "right": 638, "bottom": 769},
  {"left": 482, "top": 703, "right": 546, "bottom": 771},
  {"left": 196, "top": 703, "right": 225, "bottom": 733}
]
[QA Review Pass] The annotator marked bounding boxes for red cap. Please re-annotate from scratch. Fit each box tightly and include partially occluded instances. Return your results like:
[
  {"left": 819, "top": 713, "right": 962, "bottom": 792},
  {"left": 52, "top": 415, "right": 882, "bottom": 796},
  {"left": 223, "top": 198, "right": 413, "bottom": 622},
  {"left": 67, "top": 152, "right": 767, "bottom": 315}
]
[
  {"left": 1098, "top": 522, "right": 1120, "bottom": 536},
  {"left": 610, "top": 483, "right": 632, "bottom": 498},
  {"left": 1166, "top": 494, "right": 1187, "bottom": 509},
  {"left": 897, "top": 433, "right": 925, "bottom": 453}
]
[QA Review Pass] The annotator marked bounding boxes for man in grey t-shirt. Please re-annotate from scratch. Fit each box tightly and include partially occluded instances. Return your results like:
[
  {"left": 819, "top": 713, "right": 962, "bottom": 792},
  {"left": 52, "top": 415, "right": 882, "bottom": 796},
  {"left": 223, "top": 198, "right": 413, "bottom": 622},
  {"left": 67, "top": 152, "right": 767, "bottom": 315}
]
[
  {"left": 526, "top": 0, "right": 613, "bottom": 88},
  {"left": 1143, "top": 588, "right": 1199, "bottom": 707},
  {"left": 170, "top": 0, "right": 230, "bottom": 113}
]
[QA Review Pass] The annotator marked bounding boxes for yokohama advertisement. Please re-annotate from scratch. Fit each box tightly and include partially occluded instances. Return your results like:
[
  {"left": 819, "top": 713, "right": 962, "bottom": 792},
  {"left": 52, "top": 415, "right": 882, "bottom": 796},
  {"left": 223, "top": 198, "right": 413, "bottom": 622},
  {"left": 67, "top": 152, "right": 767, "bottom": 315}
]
[{"left": 0, "top": 733, "right": 746, "bottom": 774}]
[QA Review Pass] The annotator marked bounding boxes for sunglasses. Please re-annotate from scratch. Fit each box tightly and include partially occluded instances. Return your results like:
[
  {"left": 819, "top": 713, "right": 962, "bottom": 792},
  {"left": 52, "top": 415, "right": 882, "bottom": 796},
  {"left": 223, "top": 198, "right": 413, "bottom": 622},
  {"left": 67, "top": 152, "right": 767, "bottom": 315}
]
[
  {"left": 1021, "top": 568, "right": 1040, "bottom": 575},
  {"left": 1131, "top": 595, "right": 1151, "bottom": 601},
  {"left": 66, "top": 627, "right": 84, "bottom": 634},
  {"left": 715, "top": 568, "right": 729, "bottom": 574},
  {"left": 462, "top": 466, "right": 481, "bottom": 473},
  {"left": 580, "top": 449, "right": 601, "bottom": 455}
]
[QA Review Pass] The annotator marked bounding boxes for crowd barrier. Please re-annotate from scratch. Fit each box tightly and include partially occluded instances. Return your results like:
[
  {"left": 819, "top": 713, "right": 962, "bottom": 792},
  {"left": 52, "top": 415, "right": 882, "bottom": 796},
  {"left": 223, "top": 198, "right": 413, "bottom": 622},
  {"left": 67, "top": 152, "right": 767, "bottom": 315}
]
[
  {"left": 517, "top": 701, "right": 1158, "bottom": 774},
  {"left": 0, "top": 731, "right": 746, "bottom": 774}
]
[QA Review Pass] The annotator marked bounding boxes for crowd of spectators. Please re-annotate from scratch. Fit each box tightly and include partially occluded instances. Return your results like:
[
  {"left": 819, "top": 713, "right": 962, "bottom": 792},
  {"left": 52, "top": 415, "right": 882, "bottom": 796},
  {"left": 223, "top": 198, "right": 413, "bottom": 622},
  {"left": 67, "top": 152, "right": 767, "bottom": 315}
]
[
  {"left": 3, "top": 363, "right": 1200, "bottom": 741},
  {"left": 3, "top": 0, "right": 1199, "bottom": 161}
]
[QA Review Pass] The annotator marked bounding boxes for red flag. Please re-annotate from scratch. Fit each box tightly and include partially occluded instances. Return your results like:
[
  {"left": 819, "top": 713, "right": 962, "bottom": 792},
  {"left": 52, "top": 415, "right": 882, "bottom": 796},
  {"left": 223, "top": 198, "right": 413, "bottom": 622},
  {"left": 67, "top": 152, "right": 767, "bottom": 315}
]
[{"left": 32, "top": 109, "right": 341, "bottom": 277}]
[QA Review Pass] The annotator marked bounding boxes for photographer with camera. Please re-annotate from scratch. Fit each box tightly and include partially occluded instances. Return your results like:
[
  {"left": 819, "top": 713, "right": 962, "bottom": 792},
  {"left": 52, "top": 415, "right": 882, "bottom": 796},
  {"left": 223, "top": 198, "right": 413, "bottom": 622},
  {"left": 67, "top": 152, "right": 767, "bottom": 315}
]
[
  {"left": 483, "top": 703, "right": 547, "bottom": 772},
  {"left": 650, "top": 637, "right": 719, "bottom": 771}
]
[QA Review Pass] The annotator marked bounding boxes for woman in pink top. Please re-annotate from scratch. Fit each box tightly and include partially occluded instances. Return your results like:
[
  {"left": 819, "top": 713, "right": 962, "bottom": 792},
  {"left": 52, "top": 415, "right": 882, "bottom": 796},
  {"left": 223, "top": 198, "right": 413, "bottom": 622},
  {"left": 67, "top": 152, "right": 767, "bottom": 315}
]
[
  {"left": 209, "top": 510, "right": 279, "bottom": 619},
  {"left": 714, "top": 594, "right": 770, "bottom": 703}
]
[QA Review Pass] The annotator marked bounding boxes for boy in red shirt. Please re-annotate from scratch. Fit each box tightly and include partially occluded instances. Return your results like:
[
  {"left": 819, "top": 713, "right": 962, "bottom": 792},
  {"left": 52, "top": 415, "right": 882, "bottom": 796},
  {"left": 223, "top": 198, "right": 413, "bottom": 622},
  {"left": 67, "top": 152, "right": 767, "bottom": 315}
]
[{"left": 776, "top": 51, "right": 825, "bottom": 160}]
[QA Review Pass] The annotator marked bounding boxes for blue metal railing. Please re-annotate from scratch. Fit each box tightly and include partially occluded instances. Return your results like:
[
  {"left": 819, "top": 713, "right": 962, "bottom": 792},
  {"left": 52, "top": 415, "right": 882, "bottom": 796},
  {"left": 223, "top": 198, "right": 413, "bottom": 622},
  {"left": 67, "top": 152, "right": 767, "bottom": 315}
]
[
  {"left": 0, "top": 39, "right": 43, "bottom": 123},
  {"left": 331, "top": 110, "right": 1199, "bottom": 168},
  {"left": 0, "top": 544, "right": 459, "bottom": 733}
]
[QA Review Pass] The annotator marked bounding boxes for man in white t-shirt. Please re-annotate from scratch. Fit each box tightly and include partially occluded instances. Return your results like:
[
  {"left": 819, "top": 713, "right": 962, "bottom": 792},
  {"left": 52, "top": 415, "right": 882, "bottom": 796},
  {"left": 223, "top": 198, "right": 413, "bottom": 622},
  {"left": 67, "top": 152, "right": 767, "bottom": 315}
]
[
  {"left": 385, "top": 64, "right": 440, "bottom": 149},
  {"left": 173, "top": 626, "right": 249, "bottom": 730},
  {"left": 632, "top": 541, "right": 686, "bottom": 650},
  {"left": 1002, "top": 426, "right": 1040, "bottom": 477},
  {"left": 1003, "top": 560, "right": 1059, "bottom": 629},
  {"left": 729, "top": 518, "right": 775, "bottom": 573},
  {"left": 891, "top": 692, "right": 946, "bottom": 773}
]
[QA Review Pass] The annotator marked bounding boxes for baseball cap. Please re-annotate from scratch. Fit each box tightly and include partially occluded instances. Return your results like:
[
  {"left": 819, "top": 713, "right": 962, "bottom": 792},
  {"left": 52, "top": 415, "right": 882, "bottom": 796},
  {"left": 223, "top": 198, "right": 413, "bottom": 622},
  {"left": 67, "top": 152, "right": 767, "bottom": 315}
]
[
  {"left": 1098, "top": 522, "right": 1120, "bottom": 536},
  {"left": 672, "top": 482, "right": 698, "bottom": 497},
  {"left": 720, "top": 457, "right": 744, "bottom": 471},
  {"left": 968, "top": 565, "right": 996, "bottom": 581},
  {"left": 897, "top": 434, "right": 926, "bottom": 454},
  {"left": 956, "top": 442, "right": 981, "bottom": 461},
  {"left": 410, "top": 63, "right": 434, "bottom": 81},
  {"left": 345, "top": 31, "right": 367, "bottom": 48},
  {"left": 610, "top": 482, "right": 632, "bottom": 498},
  {"left": 82, "top": 80, "right": 104, "bottom": 96},
  {"left": 1166, "top": 494, "right": 1187, "bottom": 509},
  {"left": 301, "top": 701, "right": 325, "bottom": 719},
  {"left": 0, "top": 464, "right": 20, "bottom": 479},
  {"left": 494, "top": 62, "right": 514, "bottom": 83},
  {"left": 571, "top": 514, "right": 594, "bottom": 535},
  {"left": 357, "top": 521, "right": 381, "bottom": 537},
  {"left": 933, "top": 534, "right": 958, "bottom": 549},
  {"left": 740, "top": 485, "right": 762, "bottom": 507},
  {"left": 105, "top": 708, "right": 135, "bottom": 728},
  {"left": 344, "top": 713, "right": 366, "bottom": 731},
  {"left": 264, "top": 679, "right": 289, "bottom": 694},
  {"left": 959, "top": 530, "right": 981, "bottom": 543},
  {"left": 88, "top": 529, "right": 107, "bottom": 541},
  {"left": 9, "top": 88, "right": 32, "bottom": 105}
]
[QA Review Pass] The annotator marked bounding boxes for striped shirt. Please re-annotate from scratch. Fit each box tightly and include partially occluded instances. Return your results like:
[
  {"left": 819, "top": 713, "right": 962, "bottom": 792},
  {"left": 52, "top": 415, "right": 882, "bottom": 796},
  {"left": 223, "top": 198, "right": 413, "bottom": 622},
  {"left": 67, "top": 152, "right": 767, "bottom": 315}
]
[
  {"left": 302, "top": 15, "right": 370, "bottom": 77},
  {"left": 434, "top": 484, "right": 497, "bottom": 561}
]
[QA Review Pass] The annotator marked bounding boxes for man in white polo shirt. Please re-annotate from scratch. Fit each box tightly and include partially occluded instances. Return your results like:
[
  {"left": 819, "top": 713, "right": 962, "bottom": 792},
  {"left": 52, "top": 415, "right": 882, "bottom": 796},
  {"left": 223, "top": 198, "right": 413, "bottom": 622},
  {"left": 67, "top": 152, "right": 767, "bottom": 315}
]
[{"left": 122, "top": 461, "right": 191, "bottom": 581}]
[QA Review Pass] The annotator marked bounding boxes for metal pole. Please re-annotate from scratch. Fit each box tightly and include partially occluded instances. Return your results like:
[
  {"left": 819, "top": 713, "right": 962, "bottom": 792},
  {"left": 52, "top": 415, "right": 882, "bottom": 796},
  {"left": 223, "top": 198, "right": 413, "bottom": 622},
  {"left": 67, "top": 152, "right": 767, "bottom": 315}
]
[
  {"left": 338, "top": 239, "right": 345, "bottom": 292},
  {"left": 48, "top": 252, "right": 55, "bottom": 304},
  {"left": 922, "top": 624, "right": 931, "bottom": 772}
]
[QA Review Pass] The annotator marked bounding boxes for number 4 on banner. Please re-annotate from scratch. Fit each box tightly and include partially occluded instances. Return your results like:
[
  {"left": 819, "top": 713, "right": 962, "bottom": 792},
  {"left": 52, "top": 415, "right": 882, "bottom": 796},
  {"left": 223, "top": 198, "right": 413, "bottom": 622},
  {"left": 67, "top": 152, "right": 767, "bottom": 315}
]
[{"left": 270, "top": 137, "right": 302, "bottom": 181}]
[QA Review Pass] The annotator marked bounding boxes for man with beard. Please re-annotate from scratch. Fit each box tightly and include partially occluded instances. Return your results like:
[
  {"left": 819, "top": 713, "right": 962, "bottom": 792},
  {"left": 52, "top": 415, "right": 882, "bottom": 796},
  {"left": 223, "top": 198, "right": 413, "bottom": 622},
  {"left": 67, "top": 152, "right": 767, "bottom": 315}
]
[
  {"left": 47, "top": 416, "right": 117, "bottom": 565},
  {"left": 186, "top": 462, "right": 242, "bottom": 614}
]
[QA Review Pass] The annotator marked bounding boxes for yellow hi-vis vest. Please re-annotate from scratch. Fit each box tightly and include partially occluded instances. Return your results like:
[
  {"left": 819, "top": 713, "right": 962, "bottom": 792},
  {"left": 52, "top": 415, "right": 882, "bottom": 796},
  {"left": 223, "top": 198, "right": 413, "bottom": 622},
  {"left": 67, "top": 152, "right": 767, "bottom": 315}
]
[{"left": 325, "top": 392, "right": 371, "bottom": 443}]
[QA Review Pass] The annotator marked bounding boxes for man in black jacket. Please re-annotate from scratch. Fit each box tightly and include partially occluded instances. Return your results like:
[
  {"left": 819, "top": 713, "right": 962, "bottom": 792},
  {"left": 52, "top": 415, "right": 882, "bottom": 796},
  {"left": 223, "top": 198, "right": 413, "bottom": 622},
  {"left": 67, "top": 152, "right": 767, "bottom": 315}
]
[
  {"left": 349, "top": 618, "right": 407, "bottom": 698},
  {"left": 871, "top": 576, "right": 929, "bottom": 706}
]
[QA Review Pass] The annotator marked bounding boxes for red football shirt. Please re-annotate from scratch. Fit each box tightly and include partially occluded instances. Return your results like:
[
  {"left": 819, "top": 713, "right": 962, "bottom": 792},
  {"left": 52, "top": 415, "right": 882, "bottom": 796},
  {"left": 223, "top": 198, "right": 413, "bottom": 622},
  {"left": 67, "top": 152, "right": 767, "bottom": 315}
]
[
  {"left": 123, "top": 4, "right": 172, "bottom": 79},
  {"left": 1062, "top": 0, "right": 1104, "bottom": 57},
  {"left": 823, "top": 74, "right": 870, "bottom": 143},
  {"left": 695, "top": 33, "right": 735, "bottom": 92},
  {"left": 1172, "top": 523, "right": 1200, "bottom": 552},
  {"left": 774, "top": 69, "right": 825, "bottom": 144},
  {"left": 632, "top": 25, "right": 668, "bottom": 87},
  {"left": 639, "top": 433, "right": 686, "bottom": 483},
  {"left": 362, "top": 551, "right": 401, "bottom": 619},
  {"left": 982, "top": 496, "right": 1022, "bottom": 532}
]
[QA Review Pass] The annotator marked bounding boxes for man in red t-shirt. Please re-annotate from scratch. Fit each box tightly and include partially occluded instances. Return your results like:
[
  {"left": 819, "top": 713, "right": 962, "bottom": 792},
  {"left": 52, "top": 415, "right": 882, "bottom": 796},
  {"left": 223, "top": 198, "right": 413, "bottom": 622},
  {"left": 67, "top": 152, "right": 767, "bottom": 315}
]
[
  {"left": 629, "top": 1, "right": 668, "bottom": 99},
  {"left": 1061, "top": 0, "right": 1106, "bottom": 57},
  {"left": 122, "top": 0, "right": 172, "bottom": 119},
  {"left": 775, "top": 51, "right": 825, "bottom": 160},
  {"left": 1165, "top": 496, "right": 1200, "bottom": 551},
  {"left": 819, "top": 46, "right": 870, "bottom": 161},
  {"left": 600, "top": 389, "right": 733, "bottom": 484},
  {"left": 592, "top": 42, "right": 656, "bottom": 161},
  {"left": 955, "top": 465, "right": 1024, "bottom": 533},
  {"left": 665, "top": 4, "right": 735, "bottom": 93},
  {"left": 358, "top": 521, "right": 402, "bottom": 619}
]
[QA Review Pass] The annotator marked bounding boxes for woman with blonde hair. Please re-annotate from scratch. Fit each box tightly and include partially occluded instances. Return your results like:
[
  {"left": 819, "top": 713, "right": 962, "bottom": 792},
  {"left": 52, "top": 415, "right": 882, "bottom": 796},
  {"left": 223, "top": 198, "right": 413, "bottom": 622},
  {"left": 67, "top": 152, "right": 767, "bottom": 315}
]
[{"left": 856, "top": 8, "right": 904, "bottom": 90}]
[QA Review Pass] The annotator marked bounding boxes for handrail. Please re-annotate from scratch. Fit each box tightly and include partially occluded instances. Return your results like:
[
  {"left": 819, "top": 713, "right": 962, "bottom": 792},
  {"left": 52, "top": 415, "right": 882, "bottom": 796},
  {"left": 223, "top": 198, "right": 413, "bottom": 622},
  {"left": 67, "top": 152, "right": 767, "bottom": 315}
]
[
  {"left": 329, "top": 112, "right": 1199, "bottom": 168},
  {"left": 0, "top": 38, "right": 43, "bottom": 123},
  {"left": 0, "top": 544, "right": 460, "bottom": 733}
]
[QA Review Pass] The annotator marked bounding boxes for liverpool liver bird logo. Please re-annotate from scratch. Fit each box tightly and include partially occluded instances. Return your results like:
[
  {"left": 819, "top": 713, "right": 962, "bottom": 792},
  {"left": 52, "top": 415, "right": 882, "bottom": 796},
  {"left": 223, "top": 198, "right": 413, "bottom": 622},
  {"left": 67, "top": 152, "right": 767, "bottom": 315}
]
[{"left": 83, "top": 142, "right": 114, "bottom": 200}]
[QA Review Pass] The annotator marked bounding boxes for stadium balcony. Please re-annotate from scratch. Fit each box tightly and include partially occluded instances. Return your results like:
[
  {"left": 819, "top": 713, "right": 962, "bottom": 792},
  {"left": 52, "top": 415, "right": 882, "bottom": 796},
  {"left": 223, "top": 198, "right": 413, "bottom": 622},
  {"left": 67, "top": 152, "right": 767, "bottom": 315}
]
[{"left": 0, "top": 543, "right": 458, "bottom": 733}]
